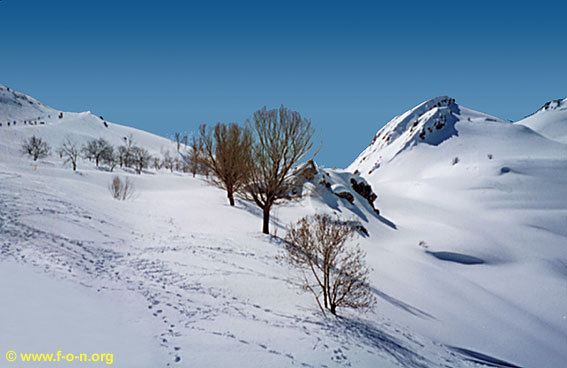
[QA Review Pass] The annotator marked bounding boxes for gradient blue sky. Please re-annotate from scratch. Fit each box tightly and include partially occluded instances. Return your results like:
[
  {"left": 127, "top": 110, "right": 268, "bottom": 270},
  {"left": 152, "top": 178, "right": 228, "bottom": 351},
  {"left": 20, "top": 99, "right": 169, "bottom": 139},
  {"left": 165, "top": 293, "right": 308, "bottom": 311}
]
[{"left": 2, "top": 1, "right": 566, "bottom": 167}]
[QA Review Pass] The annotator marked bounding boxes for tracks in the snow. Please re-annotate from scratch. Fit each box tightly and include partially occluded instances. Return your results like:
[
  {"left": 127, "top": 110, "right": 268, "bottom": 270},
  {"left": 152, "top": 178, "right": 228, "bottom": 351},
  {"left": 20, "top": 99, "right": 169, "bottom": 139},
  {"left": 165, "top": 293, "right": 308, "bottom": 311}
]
[{"left": 0, "top": 175, "right": 472, "bottom": 367}]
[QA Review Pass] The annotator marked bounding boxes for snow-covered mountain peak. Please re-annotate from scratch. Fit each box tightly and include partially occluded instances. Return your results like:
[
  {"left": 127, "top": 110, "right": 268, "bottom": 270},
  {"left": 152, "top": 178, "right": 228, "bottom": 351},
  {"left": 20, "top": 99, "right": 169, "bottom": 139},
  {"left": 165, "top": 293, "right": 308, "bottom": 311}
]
[
  {"left": 375, "top": 96, "right": 457, "bottom": 143},
  {"left": 348, "top": 96, "right": 508, "bottom": 174},
  {"left": 367, "top": 96, "right": 458, "bottom": 150}
]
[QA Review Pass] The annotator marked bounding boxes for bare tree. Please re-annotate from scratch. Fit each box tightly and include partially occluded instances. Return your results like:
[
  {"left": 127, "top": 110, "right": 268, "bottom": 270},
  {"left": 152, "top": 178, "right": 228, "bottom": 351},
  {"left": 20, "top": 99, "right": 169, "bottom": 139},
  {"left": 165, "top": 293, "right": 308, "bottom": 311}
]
[
  {"left": 103, "top": 151, "right": 119, "bottom": 172},
  {"left": 174, "top": 132, "right": 181, "bottom": 152},
  {"left": 242, "top": 105, "right": 314, "bottom": 234},
  {"left": 119, "top": 134, "right": 135, "bottom": 168},
  {"left": 182, "top": 135, "right": 188, "bottom": 149},
  {"left": 131, "top": 146, "right": 151, "bottom": 174},
  {"left": 188, "top": 135, "right": 210, "bottom": 177},
  {"left": 57, "top": 137, "right": 80, "bottom": 170},
  {"left": 22, "top": 135, "right": 50, "bottom": 161},
  {"left": 174, "top": 157, "right": 183, "bottom": 172},
  {"left": 152, "top": 156, "right": 162, "bottom": 171},
  {"left": 118, "top": 146, "right": 127, "bottom": 168},
  {"left": 108, "top": 176, "right": 135, "bottom": 200},
  {"left": 82, "top": 138, "right": 113, "bottom": 167},
  {"left": 283, "top": 214, "right": 376, "bottom": 316},
  {"left": 188, "top": 136, "right": 201, "bottom": 177},
  {"left": 162, "top": 150, "right": 175, "bottom": 173},
  {"left": 196, "top": 123, "right": 253, "bottom": 206}
]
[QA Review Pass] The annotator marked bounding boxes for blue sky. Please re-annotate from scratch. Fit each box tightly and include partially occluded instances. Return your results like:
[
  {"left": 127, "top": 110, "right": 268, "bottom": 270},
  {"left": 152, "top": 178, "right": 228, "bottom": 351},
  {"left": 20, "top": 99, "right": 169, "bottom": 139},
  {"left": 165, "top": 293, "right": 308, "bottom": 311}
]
[{"left": 1, "top": 0, "right": 566, "bottom": 167}]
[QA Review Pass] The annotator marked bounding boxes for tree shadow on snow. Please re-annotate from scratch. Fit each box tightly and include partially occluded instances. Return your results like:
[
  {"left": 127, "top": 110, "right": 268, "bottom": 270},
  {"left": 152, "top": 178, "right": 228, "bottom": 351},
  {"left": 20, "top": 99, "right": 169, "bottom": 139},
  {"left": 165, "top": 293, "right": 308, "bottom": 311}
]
[
  {"left": 326, "top": 315, "right": 432, "bottom": 368},
  {"left": 369, "top": 286, "right": 435, "bottom": 320},
  {"left": 233, "top": 199, "right": 287, "bottom": 231},
  {"left": 448, "top": 346, "right": 524, "bottom": 368}
]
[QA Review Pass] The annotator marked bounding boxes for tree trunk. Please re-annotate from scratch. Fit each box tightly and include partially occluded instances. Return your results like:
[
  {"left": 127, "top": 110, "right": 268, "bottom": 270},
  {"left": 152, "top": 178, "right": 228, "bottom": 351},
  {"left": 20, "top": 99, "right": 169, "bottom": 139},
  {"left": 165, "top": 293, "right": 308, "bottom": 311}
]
[
  {"left": 262, "top": 207, "right": 270, "bottom": 234},
  {"left": 72, "top": 162, "right": 76, "bottom": 171},
  {"left": 330, "top": 304, "right": 336, "bottom": 315},
  {"left": 228, "top": 191, "right": 235, "bottom": 206}
]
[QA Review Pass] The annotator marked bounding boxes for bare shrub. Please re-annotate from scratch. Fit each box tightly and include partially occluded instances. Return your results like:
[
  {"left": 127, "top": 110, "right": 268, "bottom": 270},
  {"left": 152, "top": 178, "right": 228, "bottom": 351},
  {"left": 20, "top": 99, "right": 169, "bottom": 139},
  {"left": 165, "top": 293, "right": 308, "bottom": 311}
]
[
  {"left": 22, "top": 135, "right": 50, "bottom": 161},
  {"left": 108, "top": 176, "right": 135, "bottom": 200},
  {"left": 282, "top": 214, "right": 376, "bottom": 316}
]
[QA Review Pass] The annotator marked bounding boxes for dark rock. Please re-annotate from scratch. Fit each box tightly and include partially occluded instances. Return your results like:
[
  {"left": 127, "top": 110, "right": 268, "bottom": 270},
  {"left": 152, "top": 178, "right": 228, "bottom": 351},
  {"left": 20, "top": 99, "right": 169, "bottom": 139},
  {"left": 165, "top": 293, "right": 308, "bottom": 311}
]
[
  {"left": 350, "top": 178, "right": 377, "bottom": 207},
  {"left": 334, "top": 190, "right": 354, "bottom": 204}
]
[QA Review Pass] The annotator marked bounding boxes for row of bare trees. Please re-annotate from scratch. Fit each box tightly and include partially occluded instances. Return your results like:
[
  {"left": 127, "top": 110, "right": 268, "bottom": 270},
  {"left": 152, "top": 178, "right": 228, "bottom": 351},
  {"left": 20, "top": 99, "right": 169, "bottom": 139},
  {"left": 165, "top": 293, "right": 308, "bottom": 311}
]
[{"left": 22, "top": 135, "right": 193, "bottom": 175}]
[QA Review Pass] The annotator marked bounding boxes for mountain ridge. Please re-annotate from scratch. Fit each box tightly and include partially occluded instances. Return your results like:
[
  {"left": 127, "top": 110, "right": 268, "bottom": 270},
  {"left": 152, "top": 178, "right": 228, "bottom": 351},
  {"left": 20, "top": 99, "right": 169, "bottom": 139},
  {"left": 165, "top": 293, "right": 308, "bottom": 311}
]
[{"left": 348, "top": 95, "right": 566, "bottom": 175}]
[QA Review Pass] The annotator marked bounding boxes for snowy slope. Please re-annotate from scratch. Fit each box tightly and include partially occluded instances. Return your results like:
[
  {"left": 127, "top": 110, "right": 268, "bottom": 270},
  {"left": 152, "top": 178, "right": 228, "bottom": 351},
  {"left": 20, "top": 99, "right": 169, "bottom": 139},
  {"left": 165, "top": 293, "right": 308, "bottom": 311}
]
[
  {"left": 0, "top": 83, "right": 178, "bottom": 159},
  {"left": 1, "top": 85, "right": 478, "bottom": 368},
  {"left": 516, "top": 97, "right": 567, "bottom": 143},
  {"left": 0, "top": 84, "right": 58, "bottom": 122},
  {"left": 2, "top": 86, "right": 566, "bottom": 368},
  {"left": 348, "top": 96, "right": 567, "bottom": 368}
]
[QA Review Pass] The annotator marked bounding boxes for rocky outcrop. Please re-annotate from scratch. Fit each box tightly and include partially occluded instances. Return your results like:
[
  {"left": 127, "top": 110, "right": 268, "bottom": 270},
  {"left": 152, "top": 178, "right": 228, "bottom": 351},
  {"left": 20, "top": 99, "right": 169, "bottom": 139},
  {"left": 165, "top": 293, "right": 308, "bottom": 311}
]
[{"left": 350, "top": 178, "right": 379, "bottom": 215}]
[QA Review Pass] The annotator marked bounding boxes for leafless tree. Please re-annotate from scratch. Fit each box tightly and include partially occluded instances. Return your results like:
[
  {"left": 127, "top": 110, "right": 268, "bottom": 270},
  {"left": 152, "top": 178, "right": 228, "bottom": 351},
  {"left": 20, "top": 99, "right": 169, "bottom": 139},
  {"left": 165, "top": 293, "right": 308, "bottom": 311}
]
[
  {"left": 103, "top": 151, "right": 119, "bottom": 172},
  {"left": 57, "top": 137, "right": 80, "bottom": 171},
  {"left": 188, "top": 136, "right": 201, "bottom": 177},
  {"left": 187, "top": 135, "right": 210, "bottom": 177},
  {"left": 161, "top": 150, "right": 175, "bottom": 173},
  {"left": 182, "top": 135, "right": 188, "bottom": 149},
  {"left": 119, "top": 134, "right": 135, "bottom": 168},
  {"left": 130, "top": 146, "right": 151, "bottom": 174},
  {"left": 22, "top": 135, "right": 50, "bottom": 161},
  {"left": 152, "top": 156, "right": 162, "bottom": 170},
  {"left": 82, "top": 138, "right": 113, "bottom": 167},
  {"left": 108, "top": 176, "right": 135, "bottom": 200},
  {"left": 242, "top": 105, "right": 314, "bottom": 234},
  {"left": 283, "top": 214, "right": 376, "bottom": 316},
  {"left": 196, "top": 123, "right": 253, "bottom": 206},
  {"left": 174, "top": 132, "right": 181, "bottom": 152},
  {"left": 118, "top": 146, "right": 127, "bottom": 167}
]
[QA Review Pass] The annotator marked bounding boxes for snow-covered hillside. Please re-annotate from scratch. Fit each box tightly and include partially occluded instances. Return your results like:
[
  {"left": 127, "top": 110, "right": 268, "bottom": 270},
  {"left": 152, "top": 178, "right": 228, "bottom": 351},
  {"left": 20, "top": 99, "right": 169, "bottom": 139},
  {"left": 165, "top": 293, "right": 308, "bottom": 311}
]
[
  {"left": 0, "top": 84, "right": 178, "bottom": 159},
  {"left": 1, "top": 85, "right": 566, "bottom": 368},
  {"left": 516, "top": 97, "right": 567, "bottom": 143},
  {"left": 348, "top": 96, "right": 567, "bottom": 368}
]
